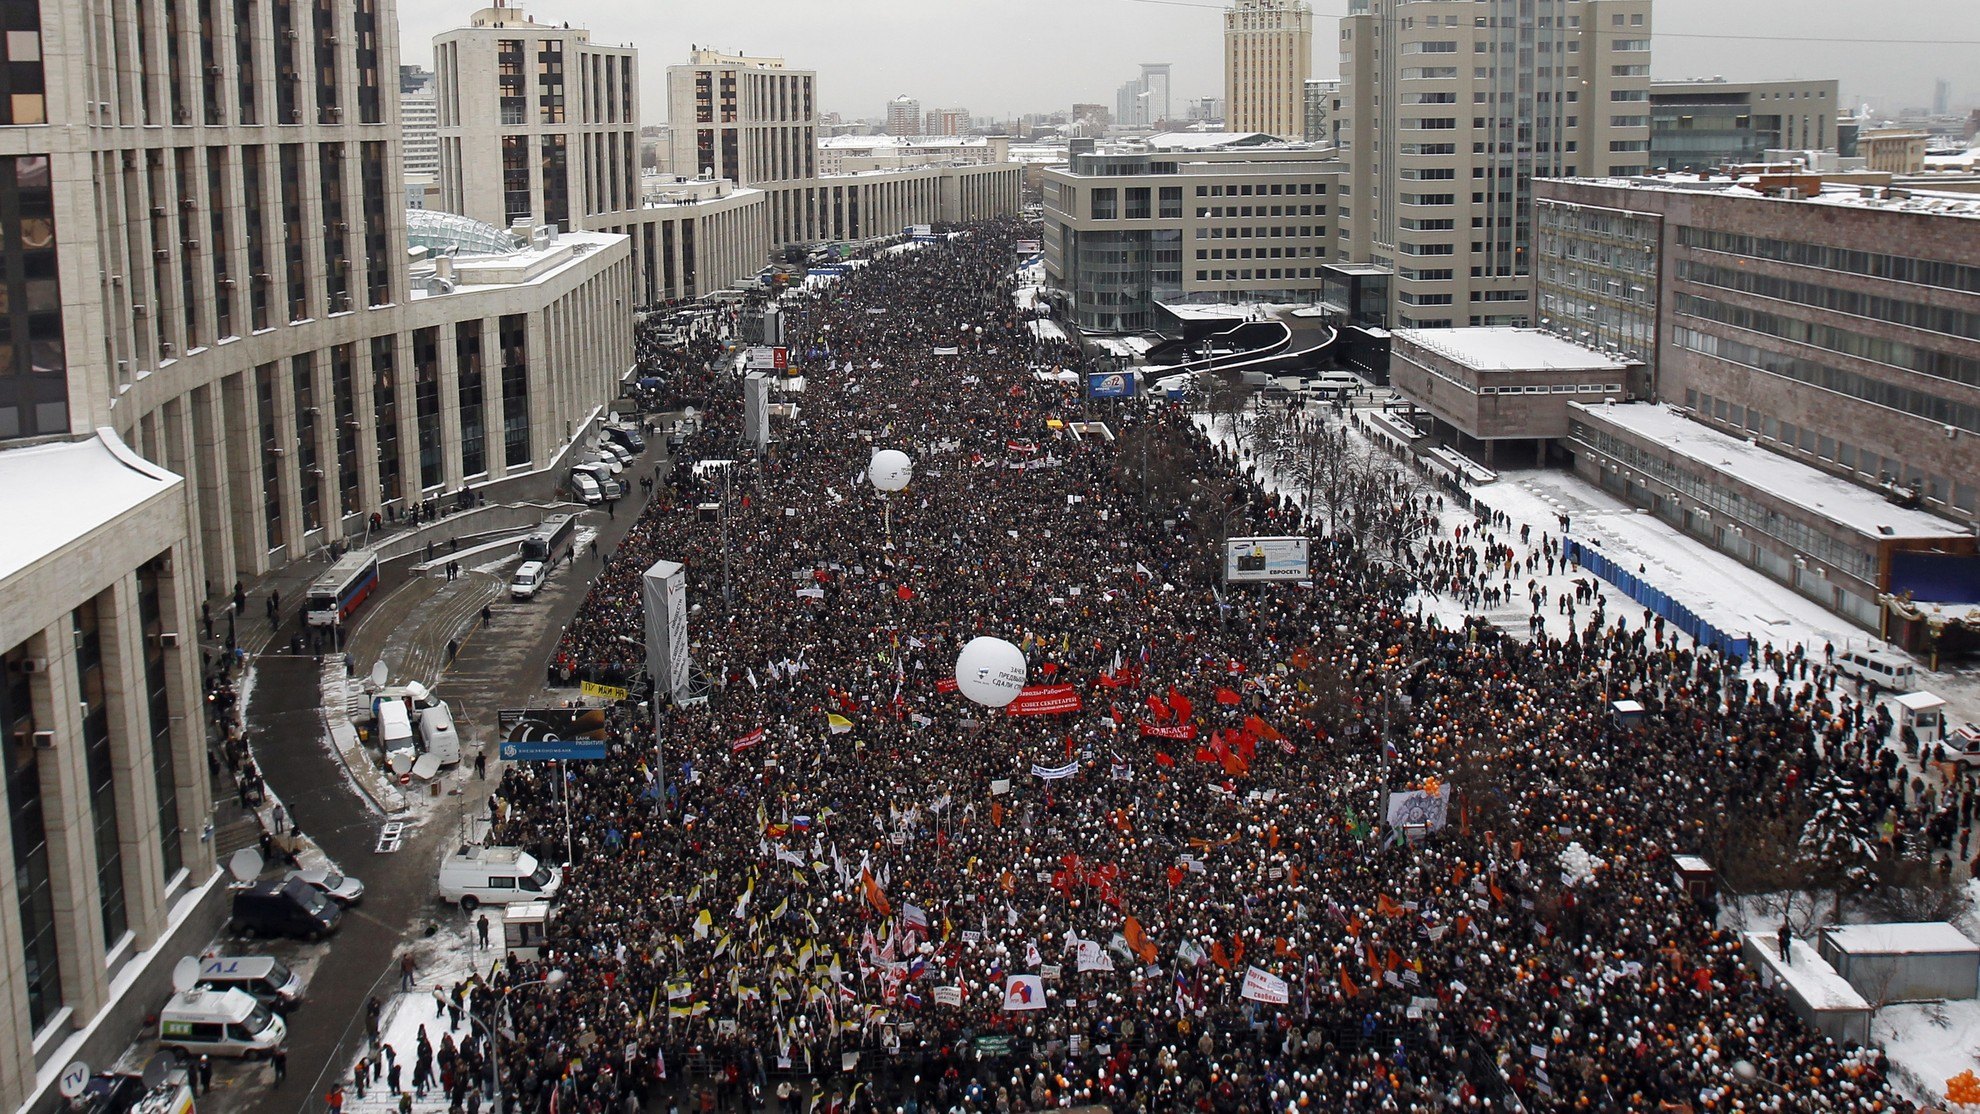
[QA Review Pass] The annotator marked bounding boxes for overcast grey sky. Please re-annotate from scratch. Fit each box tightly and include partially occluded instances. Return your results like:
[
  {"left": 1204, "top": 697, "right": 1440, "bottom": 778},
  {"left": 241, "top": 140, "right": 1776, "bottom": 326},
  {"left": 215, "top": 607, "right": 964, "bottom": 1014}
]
[{"left": 399, "top": 0, "right": 1979, "bottom": 125}]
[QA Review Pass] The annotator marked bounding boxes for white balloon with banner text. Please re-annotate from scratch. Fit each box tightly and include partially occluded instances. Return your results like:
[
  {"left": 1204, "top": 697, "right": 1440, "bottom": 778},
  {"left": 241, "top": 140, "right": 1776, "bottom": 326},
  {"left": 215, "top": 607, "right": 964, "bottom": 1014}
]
[
  {"left": 869, "top": 449, "right": 914, "bottom": 493},
  {"left": 955, "top": 636, "right": 1026, "bottom": 708}
]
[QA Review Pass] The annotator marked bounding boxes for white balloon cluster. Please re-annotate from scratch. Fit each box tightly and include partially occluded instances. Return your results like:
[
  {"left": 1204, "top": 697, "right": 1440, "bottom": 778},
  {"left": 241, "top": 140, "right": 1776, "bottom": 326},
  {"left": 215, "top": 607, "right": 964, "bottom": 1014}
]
[{"left": 1558, "top": 840, "right": 1605, "bottom": 888}]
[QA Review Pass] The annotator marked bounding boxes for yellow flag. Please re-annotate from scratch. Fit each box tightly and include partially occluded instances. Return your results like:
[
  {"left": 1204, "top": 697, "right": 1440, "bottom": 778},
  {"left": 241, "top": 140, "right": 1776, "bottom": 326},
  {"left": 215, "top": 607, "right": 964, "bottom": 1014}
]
[{"left": 827, "top": 713, "right": 853, "bottom": 734}]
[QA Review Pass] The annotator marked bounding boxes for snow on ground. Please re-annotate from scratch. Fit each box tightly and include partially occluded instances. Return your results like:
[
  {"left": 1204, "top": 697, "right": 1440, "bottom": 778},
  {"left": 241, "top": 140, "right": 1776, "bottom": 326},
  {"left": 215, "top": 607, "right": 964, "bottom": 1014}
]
[
  {"left": 1876, "top": 999, "right": 1980, "bottom": 1107},
  {"left": 338, "top": 908, "right": 505, "bottom": 1109}
]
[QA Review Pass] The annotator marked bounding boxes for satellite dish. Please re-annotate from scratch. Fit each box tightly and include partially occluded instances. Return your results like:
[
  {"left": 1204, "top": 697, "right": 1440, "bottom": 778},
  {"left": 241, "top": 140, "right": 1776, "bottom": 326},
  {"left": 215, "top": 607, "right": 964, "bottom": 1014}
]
[
  {"left": 405, "top": 681, "right": 429, "bottom": 702},
  {"left": 58, "top": 1062, "right": 91, "bottom": 1099},
  {"left": 389, "top": 752, "right": 414, "bottom": 775},
  {"left": 228, "top": 847, "right": 264, "bottom": 884},
  {"left": 140, "top": 1054, "right": 173, "bottom": 1091},
  {"left": 370, "top": 661, "right": 389, "bottom": 688},
  {"left": 412, "top": 754, "right": 442, "bottom": 781},
  {"left": 171, "top": 956, "right": 201, "bottom": 993}
]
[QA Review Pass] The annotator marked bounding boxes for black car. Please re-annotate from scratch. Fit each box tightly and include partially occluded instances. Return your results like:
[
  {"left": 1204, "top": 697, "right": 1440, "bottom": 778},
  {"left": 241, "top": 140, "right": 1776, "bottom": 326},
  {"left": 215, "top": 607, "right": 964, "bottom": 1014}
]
[
  {"left": 229, "top": 877, "right": 342, "bottom": 940},
  {"left": 76, "top": 1073, "right": 147, "bottom": 1114}
]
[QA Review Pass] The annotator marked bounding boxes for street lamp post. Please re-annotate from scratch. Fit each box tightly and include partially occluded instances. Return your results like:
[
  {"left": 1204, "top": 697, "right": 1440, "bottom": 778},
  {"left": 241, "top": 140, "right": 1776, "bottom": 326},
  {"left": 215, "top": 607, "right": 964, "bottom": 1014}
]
[{"left": 467, "top": 968, "right": 567, "bottom": 1114}]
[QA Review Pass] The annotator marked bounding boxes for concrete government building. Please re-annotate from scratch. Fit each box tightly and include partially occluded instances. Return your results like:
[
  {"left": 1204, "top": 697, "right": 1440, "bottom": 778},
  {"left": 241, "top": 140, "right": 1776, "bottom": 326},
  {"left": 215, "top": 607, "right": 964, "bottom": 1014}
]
[{"left": 0, "top": 0, "right": 635, "bottom": 1107}]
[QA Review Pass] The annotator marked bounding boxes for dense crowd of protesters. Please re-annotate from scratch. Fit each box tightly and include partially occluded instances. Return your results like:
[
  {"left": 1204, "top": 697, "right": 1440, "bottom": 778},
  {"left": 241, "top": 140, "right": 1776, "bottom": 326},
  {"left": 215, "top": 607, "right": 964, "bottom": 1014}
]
[{"left": 477, "top": 220, "right": 1922, "bottom": 1112}]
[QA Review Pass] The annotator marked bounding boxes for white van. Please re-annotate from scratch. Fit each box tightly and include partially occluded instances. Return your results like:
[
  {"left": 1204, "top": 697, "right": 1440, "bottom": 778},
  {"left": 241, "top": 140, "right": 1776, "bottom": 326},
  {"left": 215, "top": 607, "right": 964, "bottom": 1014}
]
[
  {"left": 158, "top": 988, "right": 287, "bottom": 1059},
  {"left": 196, "top": 955, "right": 306, "bottom": 1010},
  {"left": 573, "top": 462, "right": 622, "bottom": 499},
  {"left": 1837, "top": 647, "right": 1915, "bottom": 692},
  {"left": 418, "top": 699, "right": 460, "bottom": 766},
  {"left": 569, "top": 471, "right": 602, "bottom": 504},
  {"left": 510, "top": 561, "right": 547, "bottom": 599},
  {"left": 375, "top": 698, "right": 415, "bottom": 764},
  {"left": 437, "top": 844, "right": 561, "bottom": 910}
]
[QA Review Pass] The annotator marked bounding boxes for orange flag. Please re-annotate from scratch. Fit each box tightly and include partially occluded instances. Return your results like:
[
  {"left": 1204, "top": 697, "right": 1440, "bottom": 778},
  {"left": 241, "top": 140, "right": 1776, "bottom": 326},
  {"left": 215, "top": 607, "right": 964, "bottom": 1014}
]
[
  {"left": 861, "top": 868, "right": 892, "bottom": 917},
  {"left": 1452, "top": 862, "right": 1467, "bottom": 888},
  {"left": 1231, "top": 936, "right": 1245, "bottom": 967},
  {"left": 1210, "top": 942, "right": 1232, "bottom": 970},
  {"left": 1376, "top": 894, "right": 1405, "bottom": 918},
  {"left": 1366, "top": 943, "right": 1383, "bottom": 978},
  {"left": 1273, "top": 936, "right": 1293, "bottom": 958},
  {"left": 1488, "top": 879, "right": 1506, "bottom": 906},
  {"left": 1124, "top": 916, "right": 1157, "bottom": 964},
  {"left": 991, "top": 801, "right": 1004, "bottom": 828},
  {"left": 1386, "top": 948, "right": 1402, "bottom": 972},
  {"left": 1339, "top": 968, "right": 1358, "bottom": 998}
]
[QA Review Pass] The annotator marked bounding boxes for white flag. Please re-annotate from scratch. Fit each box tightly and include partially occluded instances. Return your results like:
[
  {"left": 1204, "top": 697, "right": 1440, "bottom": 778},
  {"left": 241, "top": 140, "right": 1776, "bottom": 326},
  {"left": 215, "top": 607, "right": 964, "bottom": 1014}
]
[{"left": 1240, "top": 965, "right": 1290, "bottom": 1005}]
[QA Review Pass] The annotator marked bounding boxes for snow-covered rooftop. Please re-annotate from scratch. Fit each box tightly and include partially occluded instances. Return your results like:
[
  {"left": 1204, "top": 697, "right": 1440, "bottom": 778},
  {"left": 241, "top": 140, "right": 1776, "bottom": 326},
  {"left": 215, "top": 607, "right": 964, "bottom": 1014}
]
[
  {"left": 1557, "top": 172, "right": 1980, "bottom": 220},
  {"left": 1159, "top": 302, "right": 1249, "bottom": 321},
  {"left": 1746, "top": 932, "right": 1872, "bottom": 1012},
  {"left": 1143, "top": 131, "right": 1284, "bottom": 151},
  {"left": 1395, "top": 327, "right": 1633, "bottom": 373},
  {"left": 0, "top": 429, "right": 181, "bottom": 582},
  {"left": 1826, "top": 922, "right": 1980, "bottom": 956},
  {"left": 1571, "top": 403, "right": 1969, "bottom": 542},
  {"left": 819, "top": 135, "right": 991, "bottom": 150}
]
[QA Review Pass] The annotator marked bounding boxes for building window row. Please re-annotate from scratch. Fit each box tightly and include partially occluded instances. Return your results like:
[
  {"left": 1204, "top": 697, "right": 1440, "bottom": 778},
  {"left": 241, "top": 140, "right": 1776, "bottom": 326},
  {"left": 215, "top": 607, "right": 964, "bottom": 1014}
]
[
  {"left": 1677, "top": 226, "right": 1980, "bottom": 294},
  {"left": 1677, "top": 259, "right": 1980, "bottom": 343},
  {"left": 1673, "top": 326, "right": 1980, "bottom": 439},
  {"left": 1675, "top": 293, "right": 1980, "bottom": 389}
]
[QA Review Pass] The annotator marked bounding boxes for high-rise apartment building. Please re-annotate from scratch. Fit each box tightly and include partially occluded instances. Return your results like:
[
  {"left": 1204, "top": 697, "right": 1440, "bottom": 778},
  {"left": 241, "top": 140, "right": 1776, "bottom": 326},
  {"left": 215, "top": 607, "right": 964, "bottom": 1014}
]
[
  {"left": 1338, "top": 0, "right": 1653, "bottom": 328},
  {"left": 0, "top": 3, "right": 635, "bottom": 1105},
  {"left": 1224, "top": 0, "right": 1313, "bottom": 139},
  {"left": 403, "top": 88, "right": 440, "bottom": 179},
  {"left": 435, "top": 7, "right": 639, "bottom": 231},
  {"left": 667, "top": 50, "right": 818, "bottom": 185},
  {"left": 886, "top": 95, "right": 923, "bottom": 137},
  {"left": 924, "top": 107, "right": 971, "bottom": 137}
]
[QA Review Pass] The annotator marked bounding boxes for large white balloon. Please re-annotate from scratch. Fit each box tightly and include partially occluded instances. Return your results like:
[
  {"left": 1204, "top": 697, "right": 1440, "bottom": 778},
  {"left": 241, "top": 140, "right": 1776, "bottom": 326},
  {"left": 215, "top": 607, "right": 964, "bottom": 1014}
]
[
  {"left": 870, "top": 449, "right": 914, "bottom": 493},
  {"left": 954, "top": 637, "right": 1026, "bottom": 708}
]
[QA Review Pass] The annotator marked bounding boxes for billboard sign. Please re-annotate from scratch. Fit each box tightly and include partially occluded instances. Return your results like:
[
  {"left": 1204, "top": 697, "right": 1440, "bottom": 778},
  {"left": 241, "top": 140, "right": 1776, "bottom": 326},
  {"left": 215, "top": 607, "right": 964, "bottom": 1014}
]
[
  {"left": 1087, "top": 371, "right": 1136, "bottom": 399},
  {"left": 501, "top": 739, "right": 609, "bottom": 761},
  {"left": 497, "top": 707, "right": 611, "bottom": 741},
  {"left": 744, "top": 346, "right": 788, "bottom": 373},
  {"left": 1223, "top": 536, "right": 1311, "bottom": 582},
  {"left": 642, "top": 559, "right": 692, "bottom": 704}
]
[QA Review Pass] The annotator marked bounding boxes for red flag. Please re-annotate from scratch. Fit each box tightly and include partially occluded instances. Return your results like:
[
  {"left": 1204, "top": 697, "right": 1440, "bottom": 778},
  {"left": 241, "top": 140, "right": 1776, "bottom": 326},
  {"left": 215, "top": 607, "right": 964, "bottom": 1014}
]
[
  {"left": 935, "top": 677, "right": 959, "bottom": 694},
  {"left": 1193, "top": 746, "right": 1217, "bottom": 765},
  {"left": 1039, "top": 661, "right": 1058, "bottom": 677},
  {"left": 1243, "top": 714, "right": 1285, "bottom": 743},
  {"left": 1110, "top": 704, "right": 1123, "bottom": 728},
  {"left": 1168, "top": 687, "right": 1194, "bottom": 723},
  {"left": 1147, "top": 694, "right": 1172, "bottom": 724},
  {"left": 1214, "top": 687, "right": 1242, "bottom": 706},
  {"left": 896, "top": 584, "right": 914, "bottom": 601},
  {"left": 1165, "top": 866, "right": 1184, "bottom": 887},
  {"left": 1154, "top": 751, "right": 1175, "bottom": 768}
]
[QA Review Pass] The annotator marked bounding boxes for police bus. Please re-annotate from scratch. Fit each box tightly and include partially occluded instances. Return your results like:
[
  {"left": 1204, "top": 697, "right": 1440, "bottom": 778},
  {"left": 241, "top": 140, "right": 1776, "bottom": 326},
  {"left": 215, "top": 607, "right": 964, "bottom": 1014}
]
[
  {"left": 520, "top": 513, "right": 579, "bottom": 566},
  {"left": 305, "top": 549, "right": 381, "bottom": 628}
]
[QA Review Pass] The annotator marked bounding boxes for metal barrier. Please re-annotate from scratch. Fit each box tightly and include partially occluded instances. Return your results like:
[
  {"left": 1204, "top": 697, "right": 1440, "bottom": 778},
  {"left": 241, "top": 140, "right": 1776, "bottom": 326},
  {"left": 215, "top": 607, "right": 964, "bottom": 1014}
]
[{"left": 1562, "top": 537, "right": 1752, "bottom": 660}]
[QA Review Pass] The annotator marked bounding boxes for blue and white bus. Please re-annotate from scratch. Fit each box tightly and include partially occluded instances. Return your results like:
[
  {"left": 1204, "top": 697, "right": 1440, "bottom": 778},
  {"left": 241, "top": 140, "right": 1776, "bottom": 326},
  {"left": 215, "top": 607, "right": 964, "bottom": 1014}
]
[{"left": 305, "top": 550, "right": 380, "bottom": 627}]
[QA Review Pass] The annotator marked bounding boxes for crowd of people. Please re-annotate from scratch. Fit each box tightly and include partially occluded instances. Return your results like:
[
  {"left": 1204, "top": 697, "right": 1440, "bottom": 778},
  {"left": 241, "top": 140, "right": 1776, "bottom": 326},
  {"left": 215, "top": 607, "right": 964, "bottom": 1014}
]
[{"left": 477, "top": 219, "right": 1924, "bottom": 1112}]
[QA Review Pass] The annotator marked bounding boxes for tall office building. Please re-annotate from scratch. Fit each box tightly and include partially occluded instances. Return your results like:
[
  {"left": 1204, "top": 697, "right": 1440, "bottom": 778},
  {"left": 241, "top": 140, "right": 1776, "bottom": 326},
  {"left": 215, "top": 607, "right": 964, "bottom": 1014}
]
[
  {"left": 435, "top": 7, "right": 639, "bottom": 230},
  {"left": 886, "top": 95, "right": 923, "bottom": 137},
  {"left": 1116, "top": 64, "right": 1173, "bottom": 131},
  {"left": 667, "top": 50, "right": 818, "bottom": 185},
  {"left": 1224, "top": 0, "right": 1313, "bottom": 139},
  {"left": 1141, "top": 64, "right": 1173, "bottom": 127},
  {"left": 1304, "top": 78, "right": 1341, "bottom": 145},
  {"left": 1338, "top": 0, "right": 1653, "bottom": 328},
  {"left": 0, "top": 2, "right": 634, "bottom": 1106}
]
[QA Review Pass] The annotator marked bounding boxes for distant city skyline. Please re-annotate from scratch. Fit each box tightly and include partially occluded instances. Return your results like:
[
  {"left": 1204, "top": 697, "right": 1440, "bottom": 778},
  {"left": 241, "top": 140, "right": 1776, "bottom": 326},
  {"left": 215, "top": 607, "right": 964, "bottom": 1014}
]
[{"left": 397, "top": 0, "right": 1978, "bottom": 128}]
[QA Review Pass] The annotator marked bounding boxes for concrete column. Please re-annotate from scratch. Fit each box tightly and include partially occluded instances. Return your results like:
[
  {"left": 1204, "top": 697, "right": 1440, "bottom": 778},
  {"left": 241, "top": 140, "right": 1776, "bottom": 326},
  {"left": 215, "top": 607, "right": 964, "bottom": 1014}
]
[
  {"left": 30, "top": 619, "right": 111, "bottom": 1029},
  {"left": 159, "top": 544, "right": 217, "bottom": 885},
  {"left": 0, "top": 728, "right": 32, "bottom": 1111},
  {"left": 219, "top": 371, "right": 267, "bottom": 577},
  {"left": 94, "top": 573, "right": 167, "bottom": 950},
  {"left": 437, "top": 321, "right": 464, "bottom": 492}
]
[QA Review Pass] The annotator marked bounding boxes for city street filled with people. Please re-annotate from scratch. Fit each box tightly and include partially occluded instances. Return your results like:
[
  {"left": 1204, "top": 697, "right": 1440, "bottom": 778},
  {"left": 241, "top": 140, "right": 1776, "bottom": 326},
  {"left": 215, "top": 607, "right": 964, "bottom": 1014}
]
[{"left": 466, "top": 219, "right": 1925, "bottom": 1112}]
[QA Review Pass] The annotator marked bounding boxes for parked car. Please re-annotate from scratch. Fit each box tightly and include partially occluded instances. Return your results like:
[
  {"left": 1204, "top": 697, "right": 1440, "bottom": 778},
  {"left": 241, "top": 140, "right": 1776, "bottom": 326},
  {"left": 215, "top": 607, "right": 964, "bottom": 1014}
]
[
  {"left": 158, "top": 988, "right": 287, "bottom": 1060},
  {"left": 437, "top": 844, "right": 561, "bottom": 910},
  {"left": 510, "top": 560, "right": 547, "bottom": 599},
  {"left": 286, "top": 867, "right": 364, "bottom": 906},
  {"left": 229, "top": 877, "right": 341, "bottom": 940}
]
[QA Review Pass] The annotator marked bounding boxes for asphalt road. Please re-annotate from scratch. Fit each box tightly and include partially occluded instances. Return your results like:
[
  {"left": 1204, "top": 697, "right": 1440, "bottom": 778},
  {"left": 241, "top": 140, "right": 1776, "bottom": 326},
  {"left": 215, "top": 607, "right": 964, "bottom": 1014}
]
[{"left": 195, "top": 438, "right": 670, "bottom": 1114}]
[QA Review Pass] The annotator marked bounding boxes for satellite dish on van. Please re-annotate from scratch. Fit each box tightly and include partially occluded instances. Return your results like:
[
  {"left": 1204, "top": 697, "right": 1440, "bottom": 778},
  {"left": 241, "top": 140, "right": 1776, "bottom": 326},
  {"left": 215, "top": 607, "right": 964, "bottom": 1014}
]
[
  {"left": 412, "top": 754, "right": 442, "bottom": 781},
  {"left": 58, "top": 1062, "right": 91, "bottom": 1098},
  {"left": 140, "top": 1054, "right": 173, "bottom": 1091},
  {"left": 390, "top": 752, "right": 414, "bottom": 776},
  {"left": 370, "top": 661, "right": 390, "bottom": 688},
  {"left": 228, "top": 847, "right": 265, "bottom": 884},
  {"left": 171, "top": 955, "right": 201, "bottom": 993},
  {"left": 405, "top": 681, "right": 429, "bottom": 702}
]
